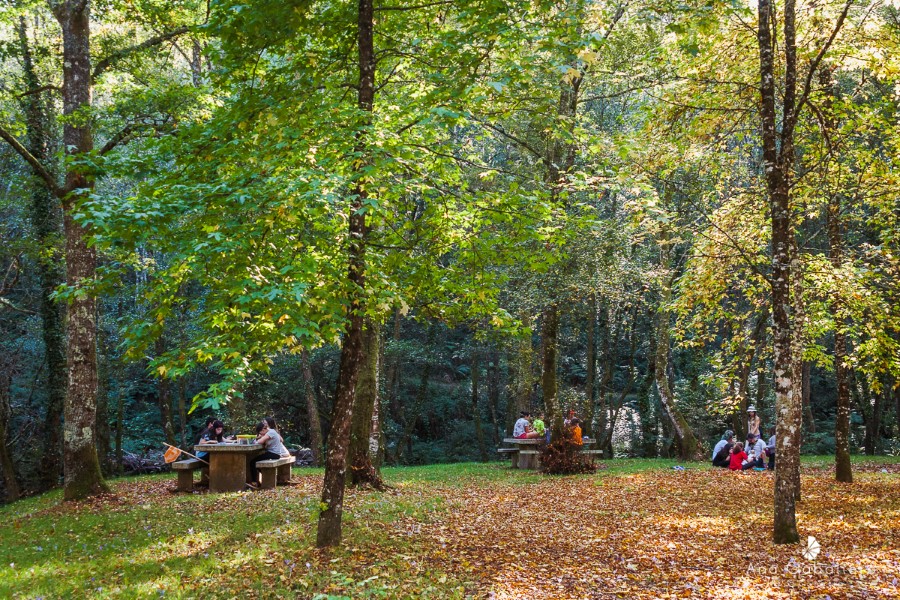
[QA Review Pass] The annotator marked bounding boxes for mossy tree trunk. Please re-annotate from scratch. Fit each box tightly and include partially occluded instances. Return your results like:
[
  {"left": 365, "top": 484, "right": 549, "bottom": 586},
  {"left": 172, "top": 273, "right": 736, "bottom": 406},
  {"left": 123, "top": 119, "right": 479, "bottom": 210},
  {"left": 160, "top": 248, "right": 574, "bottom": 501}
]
[
  {"left": 17, "top": 16, "right": 67, "bottom": 492},
  {"left": 349, "top": 323, "right": 383, "bottom": 488},
  {"left": 654, "top": 240, "right": 703, "bottom": 462},
  {"left": 0, "top": 371, "right": 21, "bottom": 502},
  {"left": 55, "top": 0, "right": 108, "bottom": 501}
]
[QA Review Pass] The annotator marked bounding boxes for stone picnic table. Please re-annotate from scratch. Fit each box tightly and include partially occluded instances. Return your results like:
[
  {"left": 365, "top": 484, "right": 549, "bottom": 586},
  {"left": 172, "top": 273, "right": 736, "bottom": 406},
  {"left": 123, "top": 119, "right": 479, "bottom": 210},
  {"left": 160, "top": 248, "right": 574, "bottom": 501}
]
[
  {"left": 499, "top": 437, "right": 599, "bottom": 470},
  {"left": 193, "top": 442, "right": 263, "bottom": 492}
]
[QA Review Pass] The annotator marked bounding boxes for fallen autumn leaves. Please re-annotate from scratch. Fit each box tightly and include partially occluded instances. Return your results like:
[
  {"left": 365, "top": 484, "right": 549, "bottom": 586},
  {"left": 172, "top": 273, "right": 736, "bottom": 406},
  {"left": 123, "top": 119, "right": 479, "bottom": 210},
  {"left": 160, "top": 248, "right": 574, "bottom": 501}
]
[{"left": 1, "top": 460, "right": 897, "bottom": 599}]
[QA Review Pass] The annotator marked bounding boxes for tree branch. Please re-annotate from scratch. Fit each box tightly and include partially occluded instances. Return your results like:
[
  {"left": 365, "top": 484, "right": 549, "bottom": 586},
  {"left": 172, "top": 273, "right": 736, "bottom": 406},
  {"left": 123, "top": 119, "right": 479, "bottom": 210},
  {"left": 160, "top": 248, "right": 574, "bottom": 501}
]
[
  {"left": 0, "top": 126, "right": 60, "bottom": 194},
  {"left": 15, "top": 85, "right": 61, "bottom": 99},
  {"left": 0, "top": 297, "right": 36, "bottom": 316},
  {"left": 375, "top": 1, "right": 454, "bottom": 11},
  {"left": 92, "top": 26, "right": 190, "bottom": 81},
  {"left": 796, "top": 0, "right": 852, "bottom": 118},
  {"left": 475, "top": 119, "right": 544, "bottom": 160},
  {"left": 99, "top": 123, "right": 137, "bottom": 155}
]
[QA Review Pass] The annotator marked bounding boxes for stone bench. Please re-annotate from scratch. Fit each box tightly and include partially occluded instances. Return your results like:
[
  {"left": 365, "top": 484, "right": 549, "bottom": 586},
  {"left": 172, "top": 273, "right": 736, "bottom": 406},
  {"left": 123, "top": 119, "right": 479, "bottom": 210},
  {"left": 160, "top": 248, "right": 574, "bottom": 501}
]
[
  {"left": 518, "top": 449, "right": 541, "bottom": 470},
  {"left": 256, "top": 455, "right": 296, "bottom": 489},
  {"left": 172, "top": 458, "right": 207, "bottom": 492}
]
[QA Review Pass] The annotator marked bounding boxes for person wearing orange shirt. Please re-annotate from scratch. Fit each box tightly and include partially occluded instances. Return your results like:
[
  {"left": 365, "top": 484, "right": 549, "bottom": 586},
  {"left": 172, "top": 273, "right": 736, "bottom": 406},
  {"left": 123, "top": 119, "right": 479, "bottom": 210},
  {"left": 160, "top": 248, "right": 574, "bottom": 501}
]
[{"left": 569, "top": 418, "right": 583, "bottom": 445}]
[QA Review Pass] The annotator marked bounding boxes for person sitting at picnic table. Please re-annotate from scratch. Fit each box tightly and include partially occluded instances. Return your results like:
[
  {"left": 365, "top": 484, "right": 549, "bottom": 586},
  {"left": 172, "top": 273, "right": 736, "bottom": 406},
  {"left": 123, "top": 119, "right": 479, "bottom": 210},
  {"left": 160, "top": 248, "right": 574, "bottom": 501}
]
[
  {"left": 264, "top": 416, "right": 279, "bottom": 432},
  {"left": 569, "top": 418, "right": 583, "bottom": 445},
  {"left": 528, "top": 412, "right": 546, "bottom": 440},
  {"left": 729, "top": 442, "right": 747, "bottom": 471},
  {"left": 712, "top": 430, "right": 734, "bottom": 468},
  {"left": 742, "top": 432, "right": 766, "bottom": 470},
  {"left": 195, "top": 416, "right": 216, "bottom": 446},
  {"left": 564, "top": 408, "right": 576, "bottom": 427},
  {"left": 766, "top": 426, "right": 776, "bottom": 470},
  {"left": 513, "top": 411, "right": 532, "bottom": 439},
  {"left": 747, "top": 406, "right": 761, "bottom": 439},
  {"left": 248, "top": 419, "right": 291, "bottom": 488},
  {"left": 197, "top": 419, "right": 226, "bottom": 460}
]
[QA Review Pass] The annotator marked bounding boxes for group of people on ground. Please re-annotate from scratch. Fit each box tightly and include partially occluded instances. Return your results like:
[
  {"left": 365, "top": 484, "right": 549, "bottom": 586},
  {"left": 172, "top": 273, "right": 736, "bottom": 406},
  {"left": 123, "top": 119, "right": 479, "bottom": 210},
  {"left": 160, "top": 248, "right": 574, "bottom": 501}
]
[
  {"left": 513, "top": 410, "right": 584, "bottom": 445},
  {"left": 195, "top": 416, "right": 292, "bottom": 487},
  {"left": 711, "top": 406, "right": 776, "bottom": 471}
]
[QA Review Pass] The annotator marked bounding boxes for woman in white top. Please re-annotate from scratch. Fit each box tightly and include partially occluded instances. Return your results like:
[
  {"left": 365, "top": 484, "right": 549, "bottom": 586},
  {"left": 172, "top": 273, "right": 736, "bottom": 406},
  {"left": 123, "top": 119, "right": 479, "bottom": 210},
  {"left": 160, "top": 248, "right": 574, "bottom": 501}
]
[
  {"left": 746, "top": 406, "right": 761, "bottom": 438},
  {"left": 249, "top": 420, "right": 291, "bottom": 486}
]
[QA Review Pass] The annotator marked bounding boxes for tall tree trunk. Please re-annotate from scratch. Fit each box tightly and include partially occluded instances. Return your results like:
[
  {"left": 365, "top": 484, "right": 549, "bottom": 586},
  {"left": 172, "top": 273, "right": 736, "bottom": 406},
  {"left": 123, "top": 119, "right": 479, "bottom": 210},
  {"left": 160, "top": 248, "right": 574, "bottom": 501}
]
[
  {"left": 654, "top": 241, "right": 703, "bottom": 461},
  {"left": 757, "top": 0, "right": 806, "bottom": 544},
  {"left": 865, "top": 387, "right": 881, "bottom": 456},
  {"left": 584, "top": 294, "right": 596, "bottom": 437},
  {"left": 637, "top": 328, "right": 658, "bottom": 458},
  {"left": 349, "top": 323, "right": 383, "bottom": 488},
  {"left": 396, "top": 326, "right": 433, "bottom": 464},
  {"left": 606, "top": 315, "right": 637, "bottom": 457},
  {"left": 542, "top": 304, "right": 563, "bottom": 439},
  {"left": 789, "top": 238, "right": 806, "bottom": 503},
  {"left": 54, "top": 0, "right": 107, "bottom": 501},
  {"left": 301, "top": 350, "right": 324, "bottom": 466},
  {"left": 155, "top": 340, "right": 176, "bottom": 447},
  {"left": 596, "top": 308, "right": 613, "bottom": 451},
  {"left": 487, "top": 350, "right": 501, "bottom": 447},
  {"left": 190, "top": 40, "right": 203, "bottom": 88},
  {"left": 802, "top": 362, "right": 815, "bottom": 433},
  {"left": 471, "top": 343, "right": 488, "bottom": 461},
  {"left": 385, "top": 310, "right": 402, "bottom": 428},
  {"left": 115, "top": 385, "right": 123, "bottom": 474},
  {"left": 510, "top": 311, "right": 533, "bottom": 433},
  {"left": 18, "top": 17, "right": 67, "bottom": 490},
  {"left": 888, "top": 379, "right": 900, "bottom": 437},
  {"left": 316, "top": 0, "right": 374, "bottom": 548},
  {"left": 178, "top": 379, "right": 187, "bottom": 448},
  {"left": 0, "top": 371, "right": 21, "bottom": 502}
]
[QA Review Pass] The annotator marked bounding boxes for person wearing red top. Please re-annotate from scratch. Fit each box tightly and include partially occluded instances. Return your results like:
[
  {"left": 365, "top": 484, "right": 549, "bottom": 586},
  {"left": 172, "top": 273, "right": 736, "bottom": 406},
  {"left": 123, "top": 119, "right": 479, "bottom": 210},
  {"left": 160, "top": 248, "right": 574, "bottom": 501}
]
[{"left": 729, "top": 442, "right": 748, "bottom": 471}]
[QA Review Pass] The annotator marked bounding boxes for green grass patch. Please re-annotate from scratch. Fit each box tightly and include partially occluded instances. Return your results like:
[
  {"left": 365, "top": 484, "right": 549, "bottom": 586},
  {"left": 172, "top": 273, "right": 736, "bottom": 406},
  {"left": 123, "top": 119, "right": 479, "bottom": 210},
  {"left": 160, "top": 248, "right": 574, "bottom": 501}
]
[{"left": 0, "top": 475, "right": 466, "bottom": 599}]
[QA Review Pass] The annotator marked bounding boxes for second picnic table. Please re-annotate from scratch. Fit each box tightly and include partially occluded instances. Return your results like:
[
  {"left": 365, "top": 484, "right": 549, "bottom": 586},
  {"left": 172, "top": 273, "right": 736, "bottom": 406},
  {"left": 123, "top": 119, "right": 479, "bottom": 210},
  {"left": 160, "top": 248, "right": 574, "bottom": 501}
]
[{"left": 500, "top": 437, "right": 598, "bottom": 470}]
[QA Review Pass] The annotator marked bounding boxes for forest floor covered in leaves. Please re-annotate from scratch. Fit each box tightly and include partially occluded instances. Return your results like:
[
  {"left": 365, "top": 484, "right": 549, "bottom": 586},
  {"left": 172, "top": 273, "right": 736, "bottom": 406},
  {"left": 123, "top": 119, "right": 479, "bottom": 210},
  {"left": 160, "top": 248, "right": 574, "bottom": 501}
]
[{"left": 1, "top": 456, "right": 898, "bottom": 599}]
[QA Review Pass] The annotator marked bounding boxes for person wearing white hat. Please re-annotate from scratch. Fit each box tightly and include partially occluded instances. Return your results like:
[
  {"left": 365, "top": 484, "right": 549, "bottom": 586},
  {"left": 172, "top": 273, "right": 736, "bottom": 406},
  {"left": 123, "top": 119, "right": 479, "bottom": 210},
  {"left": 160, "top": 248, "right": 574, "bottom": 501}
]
[{"left": 746, "top": 406, "right": 761, "bottom": 439}]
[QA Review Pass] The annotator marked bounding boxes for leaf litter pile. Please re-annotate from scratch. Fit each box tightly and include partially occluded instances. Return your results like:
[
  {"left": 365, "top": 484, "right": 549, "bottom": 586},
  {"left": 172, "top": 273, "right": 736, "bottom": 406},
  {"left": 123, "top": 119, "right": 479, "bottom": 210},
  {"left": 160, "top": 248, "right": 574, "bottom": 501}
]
[
  {"left": 1, "top": 461, "right": 898, "bottom": 599},
  {"left": 411, "top": 466, "right": 900, "bottom": 599}
]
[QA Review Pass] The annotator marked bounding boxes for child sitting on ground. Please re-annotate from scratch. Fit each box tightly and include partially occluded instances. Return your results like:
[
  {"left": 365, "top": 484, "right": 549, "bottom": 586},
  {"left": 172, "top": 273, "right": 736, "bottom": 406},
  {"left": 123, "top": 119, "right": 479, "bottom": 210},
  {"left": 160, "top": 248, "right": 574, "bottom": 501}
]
[{"left": 729, "top": 442, "right": 747, "bottom": 471}]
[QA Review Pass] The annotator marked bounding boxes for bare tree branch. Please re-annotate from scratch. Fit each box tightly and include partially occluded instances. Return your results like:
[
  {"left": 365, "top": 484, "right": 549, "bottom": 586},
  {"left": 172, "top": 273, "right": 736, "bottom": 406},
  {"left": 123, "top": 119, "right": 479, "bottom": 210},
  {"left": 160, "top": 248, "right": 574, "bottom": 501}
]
[
  {"left": 796, "top": 0, "right": 852, "bottom": 118},
  {"left": 375, "top": 1, "right": 454, "bottom": 11},
  {"left": 0, "top": 297, "right": 36, "bottom": 316},
  {"left": 15, "top": 85, "right": 61, "bottom": 99},
  {"left": 92, "top": 26, "right": 190, "bottom": 81},
  {"left": 0, "top": 125, "right": 61, "bottom": 195}
]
